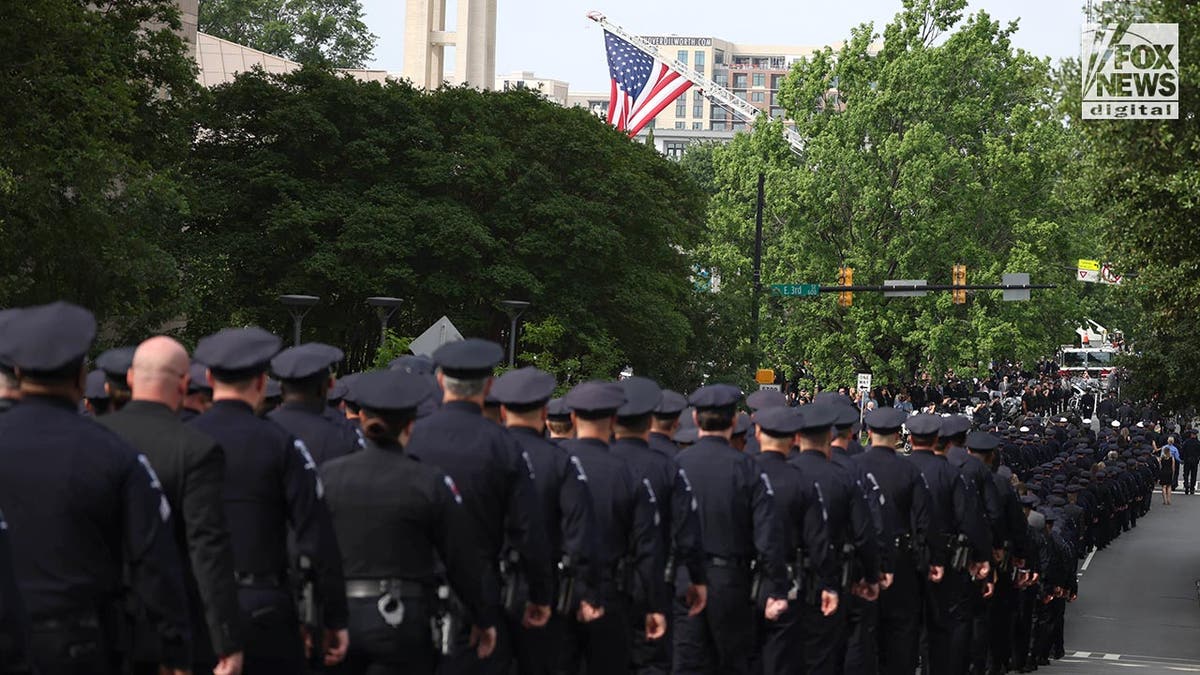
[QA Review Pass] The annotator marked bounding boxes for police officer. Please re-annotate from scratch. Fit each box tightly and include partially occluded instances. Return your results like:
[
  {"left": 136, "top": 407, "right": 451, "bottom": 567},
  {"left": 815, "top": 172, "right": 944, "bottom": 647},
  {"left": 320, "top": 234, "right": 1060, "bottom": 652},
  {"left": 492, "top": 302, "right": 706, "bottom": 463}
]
[
  {"left": 905, "top": 414, "right": 990, "bottom": 675},
  {"left": 546, "top": 398, "right": 574, "bottom": 442},
  {"left": 648, "top": 390, "right": 688, "bottom": 457},
  {"left": 790, "top": 403, "right": 881, "bottom": 675},
  {"left": 404, "top": 339, "right": 553, "bottom": 673},
  {"left": 100, "top": 336, "right": 245, "bottom": 675},
  {"left": 269, "top": 343, "right": 364, "bottom": 466},
  {"left": 189, "top": 326, "right": 348, "bottom": 672},
  {"left": 673, "top": 384, "right": 788, "bottom": 674},
  {"left": 854, "top": 407, "right": 936, "bottom": 675},
  {"left": 559, "top": 381, "right": 663, "bottom": 671},
  {"left": 753, "top": 406, "right": 837, "bottom": 674},
  {"left": 320, "top": 370, "right": 499, "bottom": 674},
  {"left": 0, "top": 302, "right": 191, "bottom": 674},
  {"left": 180, "top": 361, "right": 213, "bottom": 422},
  {"left": 0, "top": 507, "right": 31, "bottom": 673},
  {"left": 743, "top": 389, "right": 786, "bottom": 457},
  {"left": 95, "top": 346, "right": 136, "bottom": 414},
  {"left": 83, "top": 369, "right": 111, "bottom": 416},
  {"left": 611, "top": 377, "right": 705, "bottom": 674},
  {"left": 489, "top": 367, "right": 600, "bottom": 674}
]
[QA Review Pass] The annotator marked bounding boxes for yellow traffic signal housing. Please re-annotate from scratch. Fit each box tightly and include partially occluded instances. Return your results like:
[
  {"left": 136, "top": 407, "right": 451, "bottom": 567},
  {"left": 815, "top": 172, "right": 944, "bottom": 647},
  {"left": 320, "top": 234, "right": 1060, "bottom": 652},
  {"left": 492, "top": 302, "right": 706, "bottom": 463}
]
[
  {"left": 838, "top": 267, "right": 853, "bottom": 307},
  {"left": 952, "top": 265, "right": 967, "bottom": 304}
]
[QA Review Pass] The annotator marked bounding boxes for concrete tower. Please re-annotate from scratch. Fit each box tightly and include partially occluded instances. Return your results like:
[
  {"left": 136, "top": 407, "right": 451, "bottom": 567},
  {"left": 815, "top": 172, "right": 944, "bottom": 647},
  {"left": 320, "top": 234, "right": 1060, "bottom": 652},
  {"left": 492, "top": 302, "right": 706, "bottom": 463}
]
[{"left": 403, "top": 0, "right": 497, "bottom": 90}]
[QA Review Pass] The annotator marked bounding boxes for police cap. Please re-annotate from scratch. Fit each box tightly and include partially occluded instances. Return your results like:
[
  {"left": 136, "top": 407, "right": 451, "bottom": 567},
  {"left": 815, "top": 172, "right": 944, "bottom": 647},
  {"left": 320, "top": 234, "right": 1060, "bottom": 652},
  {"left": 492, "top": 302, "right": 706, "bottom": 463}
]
[
  {"left": 1019, "top": 495, "right": 1040, "bottom": 508},
  {"left": 271, "top": 343, "right": 343, "bottom": 381},
  {"left": 864, "top": 407, "right": 907, "bottom": 434},
  {"left": 96, "top": 346, "right": 135, "bottom": 379},
  {"left": 0, "top": 302, "right": 96, "bottom": 376},
  {"left": 194, "top": 327, "right": 282, "bottom": 380},
  {"left": 654, "top": 390, "right": 688, "bottom": 417},
  {"left": 965, "top": 431, "right": 1001, "bottom": 453},
  {"left": 746, "top": 388, "right": 786, "bottom": 411},
  {"left": 688, "top": 384, "right": 742, "bottom": 410},
  {"left": 831, "top": 403, "right": 859, "bottom": 430},
  {"left": 673, "top": 426, "right": 699, "bottom": 445},
  {"left": 813, "top": 391, "right": 854, "bottom": 407},
  {"left": 618, "top": 377, "right": 662, "bottom": 418},
  {"left": 432, "top": 339, "right": 503, "bottom": 379},
  {"left": 907, "top": 413, "right": 943, "bottom": 437},
  {"left": 547, "top": 397, "right": 571, "bottom": 421},
  {"left": 85, "top": 369, "right": 109, "bottom": 400},
  {"left": 797, "top": 403, "right": 839, "bottom": 434},
  {"left": 491, "top": 367, "right": 556, "bottom": 409},
  {"left": 940, "top": 415, "right": 972, "bottom": 437},
  {"left": 327, "top": 378, "right": 349, "bottom": 403},
  {"left": 564, "top": 381, "right": 625, "bottom": 417},
  {"left": 1027, "top": 511, "right": 1046, "bottom": 530},
  {"left": 187, "top": 361, "right": 212, "bottom": 394},
  {"left": 337, "top": 372, "right": 364, "bottom": 405},
  {"left": 388, "top": 354, "right": 435, "bottom": 375},
  {"left": 733, "top": 411, "right": 752, "bottom": 436},
  {"left": 352, "top": 370, "right": 434, "bottom": 413},
  {"left": 756, "top": 406, "right": 803, "bottom": 436},
  {"left": 265, "top": 378, "right": 282, "bottom": 399}
]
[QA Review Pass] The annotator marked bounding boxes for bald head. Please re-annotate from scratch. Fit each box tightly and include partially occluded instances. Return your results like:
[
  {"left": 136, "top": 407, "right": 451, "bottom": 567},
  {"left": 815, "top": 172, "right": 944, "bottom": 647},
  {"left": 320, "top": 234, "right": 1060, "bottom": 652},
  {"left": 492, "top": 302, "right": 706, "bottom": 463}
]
[{"left": 128, "top": 336, "right": 189, "bottom": 410}]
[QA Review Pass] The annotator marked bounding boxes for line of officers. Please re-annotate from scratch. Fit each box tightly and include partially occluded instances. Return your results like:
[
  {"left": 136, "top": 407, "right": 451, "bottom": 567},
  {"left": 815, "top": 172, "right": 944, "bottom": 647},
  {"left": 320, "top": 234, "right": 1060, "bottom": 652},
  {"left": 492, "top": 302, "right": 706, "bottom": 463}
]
[{"left": 0, "top": 301, "right": 1148, "bottom": 675}]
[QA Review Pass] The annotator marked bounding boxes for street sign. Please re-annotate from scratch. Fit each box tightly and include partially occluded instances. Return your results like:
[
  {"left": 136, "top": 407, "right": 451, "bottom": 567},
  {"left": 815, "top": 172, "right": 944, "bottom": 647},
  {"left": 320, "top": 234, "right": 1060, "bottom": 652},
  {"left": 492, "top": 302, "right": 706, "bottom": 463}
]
[
  {"left": 883, "top": 279, "right": 928, "bottom": 298},
  {"left": 758, "top": 383, "right": 782, "bottom": 392},
  {"left": 857, "top": 373, "right": 872, "bottom": 391},
  {"left": 755, "top": 369, "right": 776, "bottom": 384},
  {"left": 409, "top": 316, "right": 464, "bottom": 356},
  {"left": 1002, "top": 273, "right": 1031, "bottom": 301},
  {"left": 770, "top": 283, "right": 820, "bottom": 297}
]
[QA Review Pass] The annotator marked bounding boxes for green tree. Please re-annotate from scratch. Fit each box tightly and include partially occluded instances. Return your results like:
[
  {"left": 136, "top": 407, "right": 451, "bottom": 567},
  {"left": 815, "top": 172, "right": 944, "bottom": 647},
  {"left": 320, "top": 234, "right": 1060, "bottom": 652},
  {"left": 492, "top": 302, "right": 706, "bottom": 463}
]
[
  {"left": 0, "top": 0, "right": 198, "bottom": 343},
  {"left": 199, "top": 0, "right": 377, "bottom": 68},
  {"left": 182, "top": 70, "right": 706, "bottom": 382},
  {"left": 1072, "top": 0, "right": 1200, "bottom": 409},
  {"left": 697, "top": 0, "right": 1102, "bottom": 389}
]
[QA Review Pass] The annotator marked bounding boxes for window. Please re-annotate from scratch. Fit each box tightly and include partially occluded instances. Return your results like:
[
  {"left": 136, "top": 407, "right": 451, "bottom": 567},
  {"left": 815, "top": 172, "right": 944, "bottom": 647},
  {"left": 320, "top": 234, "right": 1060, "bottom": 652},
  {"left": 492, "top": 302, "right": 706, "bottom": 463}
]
[
  {"left": 711, "top": 121, "right": 728, "bottom": 131},
  {"left": 693, "top": 90, "right": 703, "bottom": 102},
  {"left": 714, "top": 49, "right": 725, "bottom": 65},
  {"left": 664, "top": 141, "right": 687, "bottom": 159},
  {"left": 711, "top": 107, "right": 728, "bottom": 121},
  {"left": 675, "top": 121, "right": 686, "bottom": 129},
  {"left": 753, "top": 57, "right": 769, "bottom": 69},
  {"left": 693, "top": 102, "right": 703, "bottom": 117},
  {"left": 771, "top": 75, "right": 784, "bottom": 90},
  {"left": 733, "top": 56, "right": 751, "bottom": 67},
  {"left": 675, "top": 95, "right": 686, "bottom": 117},
  {"left": 734, "top": 90, "right": 747, "bottom": 101},
  {"left": 714, "top": 72, "right": 728, "bottom": 87},
  {"left": 693, "top": 121, "right": 703, "bottom": 130},
  {"left": 677, "top": 50, "right": 688, "bottom": 65},
  {"left": 753, "top": 73, "right": 765, "bottom": 87},
  {"left": 751, "top": 92, "right": 765, "bottom": 103},
  {"left": 695, "top": 51, "right": 706, "bottom": 68},
  {"left": 733, "top": 73, "right": 748, "bottom": 88},
  {"left": 770, "top": 107, "right": 785, "bottom": 118}
]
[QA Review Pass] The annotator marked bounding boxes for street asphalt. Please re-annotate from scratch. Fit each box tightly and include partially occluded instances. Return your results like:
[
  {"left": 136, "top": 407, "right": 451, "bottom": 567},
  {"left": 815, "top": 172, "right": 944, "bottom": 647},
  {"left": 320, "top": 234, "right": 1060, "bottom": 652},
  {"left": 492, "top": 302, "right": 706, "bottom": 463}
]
[{"left": 1053, "top": 489, "right": 1200, "bottom": 672}]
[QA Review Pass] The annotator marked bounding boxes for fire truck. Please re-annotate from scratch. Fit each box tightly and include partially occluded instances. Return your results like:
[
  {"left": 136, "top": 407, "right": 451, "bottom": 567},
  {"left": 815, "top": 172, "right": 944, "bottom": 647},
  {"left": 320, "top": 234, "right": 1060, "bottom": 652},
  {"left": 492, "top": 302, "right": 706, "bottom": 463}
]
[{"left": 1057, "top": 319, "right": 1123, "bottom": 383}]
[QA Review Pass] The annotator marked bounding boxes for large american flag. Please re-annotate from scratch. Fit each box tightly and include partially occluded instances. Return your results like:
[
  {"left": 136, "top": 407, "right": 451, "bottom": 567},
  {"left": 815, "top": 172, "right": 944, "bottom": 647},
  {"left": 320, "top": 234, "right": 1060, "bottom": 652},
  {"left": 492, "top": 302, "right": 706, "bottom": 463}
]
[{"left": 604, "top": 30, "right": 693, "bottom": 137}]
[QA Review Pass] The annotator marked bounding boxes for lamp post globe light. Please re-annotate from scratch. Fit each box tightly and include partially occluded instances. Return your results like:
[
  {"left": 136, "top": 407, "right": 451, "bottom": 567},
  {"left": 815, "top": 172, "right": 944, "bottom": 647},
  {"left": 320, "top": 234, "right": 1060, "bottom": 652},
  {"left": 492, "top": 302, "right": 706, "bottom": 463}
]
[
  {"left": 499, "top": 300, "right": 531, "bottom": 368},
  {"left": 278, "top": 294, "right": 319, "bottom": 346}
]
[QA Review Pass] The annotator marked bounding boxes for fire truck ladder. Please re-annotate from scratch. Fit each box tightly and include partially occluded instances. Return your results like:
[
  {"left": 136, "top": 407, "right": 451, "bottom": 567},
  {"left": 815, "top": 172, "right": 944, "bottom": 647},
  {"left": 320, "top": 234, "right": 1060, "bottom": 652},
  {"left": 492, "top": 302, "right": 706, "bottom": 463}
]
[{"left": 586, "top": 11, "right": 806, "bottom": 156}]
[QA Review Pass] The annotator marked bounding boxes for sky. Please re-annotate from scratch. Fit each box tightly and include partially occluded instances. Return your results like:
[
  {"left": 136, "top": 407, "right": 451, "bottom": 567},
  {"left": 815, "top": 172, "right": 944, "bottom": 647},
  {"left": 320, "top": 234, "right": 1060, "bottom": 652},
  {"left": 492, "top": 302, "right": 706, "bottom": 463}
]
[{"left": 359, "top": 0, "right": 1086, "bottom": 92}]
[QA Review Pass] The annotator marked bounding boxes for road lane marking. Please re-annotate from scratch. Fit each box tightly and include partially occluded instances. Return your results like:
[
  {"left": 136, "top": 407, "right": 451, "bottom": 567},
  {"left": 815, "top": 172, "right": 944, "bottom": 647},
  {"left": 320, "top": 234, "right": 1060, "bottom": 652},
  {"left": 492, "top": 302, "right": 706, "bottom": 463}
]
[{"left": 1081, "top": 548, "right": 1098, "bottom": 572}]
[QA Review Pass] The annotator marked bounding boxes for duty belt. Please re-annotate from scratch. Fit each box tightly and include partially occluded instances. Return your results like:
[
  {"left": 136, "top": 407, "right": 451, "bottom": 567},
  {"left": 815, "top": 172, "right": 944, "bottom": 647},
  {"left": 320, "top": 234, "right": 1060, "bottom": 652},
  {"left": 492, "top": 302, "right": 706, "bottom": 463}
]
[
  {"left": 345, "top": 579, "right": 429, "bottom": 599},
  {"left": 30, "top": 609, "right": 100, "bottom": 632},
  {"left": 706, "top": 555, "right": 751, "bottom": 570},
  {"left": 234, "top": 571, "right": 284, "bottom": 588}
]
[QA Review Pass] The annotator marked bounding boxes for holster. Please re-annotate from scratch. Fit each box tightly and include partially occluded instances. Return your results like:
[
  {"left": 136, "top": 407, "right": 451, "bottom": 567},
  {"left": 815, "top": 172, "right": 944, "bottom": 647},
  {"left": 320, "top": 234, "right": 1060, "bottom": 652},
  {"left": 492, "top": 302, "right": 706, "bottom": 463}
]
[
  {"left": 555, "top": 556, "right": 576, "bottom": 615},
  {"left": 840, "top": 543, "right": 860, "bottom": 593},
  {"left": 498, "top": 549, "right": 523, "bottom": 615},
  {"left": 429, "top": 584, "right": 456, "bottom": 656},
  {"left": 949, "top": 534, "right": 971, "bottom": 572}
]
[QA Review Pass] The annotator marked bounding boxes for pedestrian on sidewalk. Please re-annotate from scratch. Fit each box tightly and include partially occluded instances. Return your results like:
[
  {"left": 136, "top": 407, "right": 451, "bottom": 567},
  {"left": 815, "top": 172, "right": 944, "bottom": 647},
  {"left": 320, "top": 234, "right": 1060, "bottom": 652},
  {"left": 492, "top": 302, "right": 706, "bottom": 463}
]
[
  {"left": 1165, "top": 436, "right": 1182, "bottom": 489},
  {"left": 1181, "top": 430, "right": 1200, "bottom": 495},
  {"left": 1157, "top": 446, "right": 1177, "bottom": 505}
]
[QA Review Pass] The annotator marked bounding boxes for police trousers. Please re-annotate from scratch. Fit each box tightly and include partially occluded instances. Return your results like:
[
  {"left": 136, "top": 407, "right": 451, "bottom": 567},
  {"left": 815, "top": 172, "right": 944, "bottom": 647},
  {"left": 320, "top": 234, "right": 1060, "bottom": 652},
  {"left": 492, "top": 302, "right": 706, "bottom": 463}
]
[
  {"left": 28, "top": 616, "right": 114, "bottom": 675},
  {"left": 560, "top": 593, "right": 631, "bottom": 672},
  {"left": 673, "top": 566, "right": 754, "bottom": 674},
  {"left": 922, "top": 571, "right": 971, "bottom": 675},
  {"left": 238, "top": 586, "right": 305, "bottom": 674},
  {"left": 799, "top": 595, "right": 844, "bottom": 675},
  {"left": 842, "top": 593, "right": 879, "bottom": 675},
  {"left": 877, "top": 559, "right": 920, "bottom": 675},
  {"left": 340, "top": 595, "right": 436, "bottom": 675},
  {"left": 757, "top": 594, "right": 804, "bottom": 675}
]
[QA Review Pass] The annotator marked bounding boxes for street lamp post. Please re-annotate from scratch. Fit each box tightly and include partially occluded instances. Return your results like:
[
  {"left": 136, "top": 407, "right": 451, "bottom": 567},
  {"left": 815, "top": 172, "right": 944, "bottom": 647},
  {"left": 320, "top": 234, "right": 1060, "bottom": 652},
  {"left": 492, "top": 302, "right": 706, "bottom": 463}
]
[
  {"left": 499, "top": 300, "right": 531, "bottom": 368},
  {"left": 278, "top": 294, "right": 319, "bottom": 346},
  {"left": 366, "top": 297, "right": 404, "bottom": 350}
]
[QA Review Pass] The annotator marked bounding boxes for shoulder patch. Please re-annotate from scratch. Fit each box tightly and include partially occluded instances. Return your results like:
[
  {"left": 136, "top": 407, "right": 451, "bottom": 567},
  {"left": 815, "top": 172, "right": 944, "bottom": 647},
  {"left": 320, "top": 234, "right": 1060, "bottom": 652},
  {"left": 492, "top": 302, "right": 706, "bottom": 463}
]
[
  {"left": 443, "top": 475, "right": 463, "bottom": 505},
  {"left": 813, "top": 481, "right": 829, "bottom": 523},
  {"left": 355, "top": 428, "right": 366, "bottom": 450},
  {"left": 865, "top": 472, "right": 886, "bottom": 506},
  {"left": 570, "top": 455, "right": 588, "bottom": 483},
  {"left": 642, "top": 478, "right": 661, "bottom": 527},
  {"left": 295, "top": 439, "right": 317, "bottom": 471},
  {"left": 760, "top": 472, "right": 775, "bottom": 497},
  {"left": 137, "top": 455, "right": 171, "bottom": 523},
  {"left": 521, "top": 450, "right": 536, "bottom": 480},
  {"left": 677, "top": 468, "right": 693, "bottom": 493}
]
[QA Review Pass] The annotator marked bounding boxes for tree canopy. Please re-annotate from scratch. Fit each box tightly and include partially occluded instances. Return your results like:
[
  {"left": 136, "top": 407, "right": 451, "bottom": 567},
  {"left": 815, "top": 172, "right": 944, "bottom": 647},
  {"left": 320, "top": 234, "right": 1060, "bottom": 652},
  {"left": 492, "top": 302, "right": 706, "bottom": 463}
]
[
  {"left": 199, "top": 0, "right": 377, "bottom": 68},
  {"left": 692, "top": 0, "right": 1110, "bottom": 388}
]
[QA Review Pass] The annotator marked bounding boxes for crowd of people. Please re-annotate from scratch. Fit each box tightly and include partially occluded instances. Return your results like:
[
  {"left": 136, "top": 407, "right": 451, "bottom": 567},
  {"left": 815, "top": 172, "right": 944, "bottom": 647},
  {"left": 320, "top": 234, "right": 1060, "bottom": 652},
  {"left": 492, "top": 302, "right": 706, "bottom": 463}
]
[{"left": 0, "top": 300, "right": 1173, "bottom": 675}]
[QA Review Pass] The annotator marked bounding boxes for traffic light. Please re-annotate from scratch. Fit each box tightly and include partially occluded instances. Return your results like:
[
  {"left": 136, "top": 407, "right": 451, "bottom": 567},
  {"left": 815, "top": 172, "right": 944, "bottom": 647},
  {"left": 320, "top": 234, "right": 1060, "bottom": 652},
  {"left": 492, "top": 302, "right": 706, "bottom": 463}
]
[
  {"left": 838, "top": 267, "right": 853, "bottom": 307},
  {"left": 952, "top": 264, "right": 967, "bottom": 304}
]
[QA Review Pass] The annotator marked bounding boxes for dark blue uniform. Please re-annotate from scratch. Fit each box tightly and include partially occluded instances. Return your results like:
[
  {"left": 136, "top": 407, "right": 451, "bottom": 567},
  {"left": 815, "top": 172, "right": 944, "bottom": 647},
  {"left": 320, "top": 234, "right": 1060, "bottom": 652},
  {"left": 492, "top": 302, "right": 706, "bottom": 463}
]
[
  {"left": 754, "top": 452, "right": 833, "bottom": 674},
  {"left": 674, "top": 435, "right": 785, "bottom": 674},
  {"left": 0, "top": 508, "right": 31, "bottom": 672},
  {"left": 190, "top": 399, "right": 341, "bottom": 671},
  {"left": 853, "top": 445, "right": 935, "bottom": 675},
  {"left": 0, "top": 396, "right": 191, "bottom": 673},
  {"left": 406, "top": 400, "right": 552, "bottom": 671},
  {"left": 559, "top": 437, "right": 660, "bottom": 672},
  {"left": 791, "top": 448, "right": 880, "bottom": 675},
  {"left": 611, "top": 436, "right": 704, "bottom": 674},
  {"left": 321, "top": 437, "right": 498, "bottom": 674},
  {"left": 270, "top": 402, "right": 364, "bottom": 467},
  {"left": 505, "top": 425, "right": 599, "bottom": 674}
]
